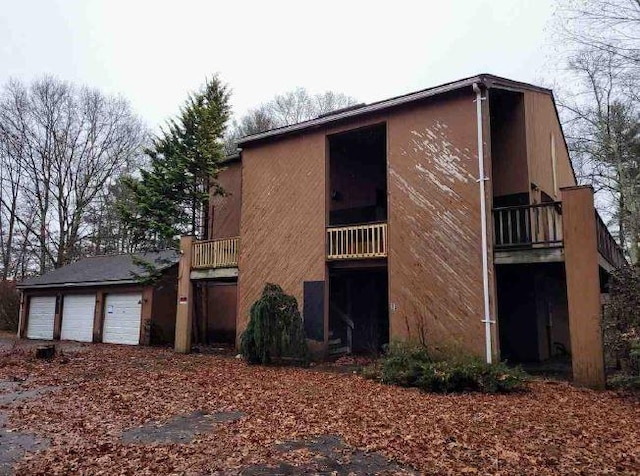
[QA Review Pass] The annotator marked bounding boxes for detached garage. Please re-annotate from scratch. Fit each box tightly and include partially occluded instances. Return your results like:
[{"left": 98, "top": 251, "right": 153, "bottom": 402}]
[{"left": 17, "top": 251, "right": 179, "bottom": 346}]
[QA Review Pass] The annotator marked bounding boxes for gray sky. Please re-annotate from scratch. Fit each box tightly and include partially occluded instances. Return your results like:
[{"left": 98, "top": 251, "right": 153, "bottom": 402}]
[{"left": 0, "top": 0, "right": 557, "bottom": 129}]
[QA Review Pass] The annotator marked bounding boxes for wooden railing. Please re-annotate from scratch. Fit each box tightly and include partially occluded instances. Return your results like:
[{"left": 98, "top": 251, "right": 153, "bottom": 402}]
[
  {"left": 192, "top": 237, "right": 239, "bottom": 269},
  {"left": 493, "top": 202, "right": 563, "bottom": 249},
  {"left": 595, "top": 213, "right": 627, "bottom": 269},
  {"left": 327, "top": 222, "right": 387, "bottom": 260}
]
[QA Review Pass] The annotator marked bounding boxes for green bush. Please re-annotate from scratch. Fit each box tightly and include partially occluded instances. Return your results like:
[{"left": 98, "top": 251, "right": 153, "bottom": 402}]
[
  {"left": 240, "top": 283, "right": 308, "bottom": 365},
  {"left": 366, "top": 342, "right": 527, "bottom": 394}
]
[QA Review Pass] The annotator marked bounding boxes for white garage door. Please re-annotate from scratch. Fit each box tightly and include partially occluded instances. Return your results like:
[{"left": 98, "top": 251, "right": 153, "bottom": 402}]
[
  {"left": 103, "top": 293, "right": 142, "bottom": 345},
  {"left": 27, "top": 296, "right": 56, "bottom": 340},
  {"left": 60, "top": 294, "right": 96, "bottom": 342}
]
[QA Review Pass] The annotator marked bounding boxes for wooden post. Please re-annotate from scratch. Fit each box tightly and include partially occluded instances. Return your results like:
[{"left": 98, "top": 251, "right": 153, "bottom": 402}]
[
  {"left": 139, "top": 287, "right": 153, "bottom": 345},
  {"left": 92, "top": 291, "right": 105, "bottom": 342},
  {"left": 175, "top": 236, "right": 194, "bottom": 353},
  {"left": 18, "top": 292, "right": 28, "bottom": 338},
  {"left": 53, "top": 293, "right": 63, "bottom": 340},
  {"left": 561, "top": 186, "right": 606, "bottom": 389}
]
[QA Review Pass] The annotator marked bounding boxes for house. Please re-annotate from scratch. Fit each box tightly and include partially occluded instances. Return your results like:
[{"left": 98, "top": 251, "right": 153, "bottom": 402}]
[
  {"left": 176, "top": 73, "right": 624, "bottom": 388},
  {"left": 17, "top": 251, "right": 179, "bottom": 345}
]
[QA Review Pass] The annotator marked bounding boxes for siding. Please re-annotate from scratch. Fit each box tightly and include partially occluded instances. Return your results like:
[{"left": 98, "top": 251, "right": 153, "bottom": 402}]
[
  {"left": 237, "top": 133, "right": 326, "bottom": 342},
  {"left": 387, "top": 92, "right": 488, "bottom": 356},
  {"left": 525, "top": 91, "right": 576, "bottom": 200},
  {"left": 210, "top": 160, "right": 242, "bottom": 239}
]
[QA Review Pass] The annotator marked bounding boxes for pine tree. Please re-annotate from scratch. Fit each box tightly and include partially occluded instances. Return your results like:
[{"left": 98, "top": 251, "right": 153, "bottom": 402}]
[{"left": 121, "top": 76, "right": 231, "bottom": 249}]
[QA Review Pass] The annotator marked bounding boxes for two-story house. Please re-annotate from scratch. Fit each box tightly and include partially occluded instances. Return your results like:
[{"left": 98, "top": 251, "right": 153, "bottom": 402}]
[{"left": 175, "top": 74, "right": 625, "bottom": 388}]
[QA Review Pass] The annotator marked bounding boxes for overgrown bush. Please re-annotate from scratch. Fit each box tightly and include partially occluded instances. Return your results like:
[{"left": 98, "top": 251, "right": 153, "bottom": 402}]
[
  {"left": 240, "top": 283, "right": 308, "bottom": 365},
  {"left": 364, "top": 342, "right": 528, "bottom": 394},
  {"left": 0, "top": 280, "right": 20, "bottom": 332},
  {"left": 604, "top": 265, "right": 640, "bottom": 389}
]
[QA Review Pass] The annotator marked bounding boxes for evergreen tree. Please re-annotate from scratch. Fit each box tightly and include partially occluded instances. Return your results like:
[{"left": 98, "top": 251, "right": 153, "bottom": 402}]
[{"left": 122, "top": 76, "right": 231, "bottom": 249}]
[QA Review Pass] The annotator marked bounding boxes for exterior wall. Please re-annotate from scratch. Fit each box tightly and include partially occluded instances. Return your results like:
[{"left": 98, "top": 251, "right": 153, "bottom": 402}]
[
  {"left": 237, "top": 133, "right": 327, "bottom": 343},
  {"left": 524, "top": 91, "right": 576, "bottom": 201},
  {"left": 210, "top": 160, "right": 242, "bottom": 239},
  {"left": 387, "top": 91, "right": 492, "bottom": 357},
  {"left": 562, "top": 186, "right": 606, "bottom": 388}
]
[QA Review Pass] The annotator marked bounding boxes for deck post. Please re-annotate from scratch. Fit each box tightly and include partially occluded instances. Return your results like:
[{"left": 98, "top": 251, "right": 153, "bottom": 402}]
[
  {"left": 561, "top": 186, "right": 606, "bottom": 389},
  {"left": 175, "top": 236, "right": 194, "bottom": 353}
]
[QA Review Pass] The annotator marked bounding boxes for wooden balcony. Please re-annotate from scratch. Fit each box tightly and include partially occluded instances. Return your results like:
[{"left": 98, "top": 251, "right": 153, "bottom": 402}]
[
  {"left": 493, "top": 202, "right": 626, "bottom": 269},
  {"left": 192, "top": 237, "right": 239, "bottom": 269},
  {"left": 327, "top": 222, "right": 387, "bottom": 260},
  {"left": 494, "top": 202, "right": 563, "bottom": 250},
  {"left": 595, "top": 213, "right": 627, "bottom": 270}
]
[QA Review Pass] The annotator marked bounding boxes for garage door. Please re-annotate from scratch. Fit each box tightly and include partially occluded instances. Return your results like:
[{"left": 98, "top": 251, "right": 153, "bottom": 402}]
[
  {"left": 26, "top": 296, "right": 56, "bottom": 340},
  {"left": 60, "top": 294, "right": 96, "bottom": 342},
  {"left": 103, "top": 293, "right": 142, "bottom": 345}
]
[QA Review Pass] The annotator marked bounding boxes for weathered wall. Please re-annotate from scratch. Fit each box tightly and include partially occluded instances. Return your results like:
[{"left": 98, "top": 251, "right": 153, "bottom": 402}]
[
  {"left": 237, "top": 134, "right": 326, "bottom": 342},
  {"left": 387, "top": 91, "right": 491, "bottom": 357},
  {"left": 525, "top": 91, "right": 576, "bottom": 200},
  {"left": 210, "top": 160, "right": 242, "bottom": 239}
]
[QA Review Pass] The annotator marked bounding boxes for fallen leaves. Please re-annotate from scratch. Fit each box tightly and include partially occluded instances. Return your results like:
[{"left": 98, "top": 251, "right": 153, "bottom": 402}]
[{"left": 0, "top": 343, "right": 638, "bottom": 475}]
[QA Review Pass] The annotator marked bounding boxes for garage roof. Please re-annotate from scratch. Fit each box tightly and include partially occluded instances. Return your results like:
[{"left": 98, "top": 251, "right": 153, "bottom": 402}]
[{"left": 17, "top": 250, "right": 179, "bottom": 289}]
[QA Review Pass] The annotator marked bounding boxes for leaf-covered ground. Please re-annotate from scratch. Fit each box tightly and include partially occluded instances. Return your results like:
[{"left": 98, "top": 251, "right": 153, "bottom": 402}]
[{"left": 0, "top": 341, "right": 638, "bottom": 475}]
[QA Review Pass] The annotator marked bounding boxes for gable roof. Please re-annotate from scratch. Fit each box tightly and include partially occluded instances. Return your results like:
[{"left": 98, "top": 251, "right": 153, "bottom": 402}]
[
  {"left": 237, "top": 74, "right": 552, "bottom": 147},
  {"left": 17, "top": 250, "right": 179, "bottom": 290}
]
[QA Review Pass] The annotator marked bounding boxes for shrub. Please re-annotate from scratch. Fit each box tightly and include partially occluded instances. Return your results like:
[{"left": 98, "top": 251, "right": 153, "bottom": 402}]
[
  {"left": 365, "top": 342, "right": 527, "bottom": 394},
  {"left": 240, "top": 283, "right": 308, "bottom": 365},
  {"left": 0, "top": 280, "right": 20, "bottom": 332}
]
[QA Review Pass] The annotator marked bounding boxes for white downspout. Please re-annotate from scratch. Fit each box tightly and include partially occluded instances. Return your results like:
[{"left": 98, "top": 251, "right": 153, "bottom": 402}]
[{"left": 473, "top": 82, "right": 493, "bottom": 364}]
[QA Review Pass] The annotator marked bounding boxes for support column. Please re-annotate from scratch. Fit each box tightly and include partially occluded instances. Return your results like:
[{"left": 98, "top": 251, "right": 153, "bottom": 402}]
[
  {"left": 175, "top": 236, "right": 194, "bottom": 353},
  {"left": 561, "top": 186, "right": 605, "bottom": 389},
  {"left": 92, "top": 291, "right": 105, "bottom": 342},
  {"left": 17, "top": 292, "right": 28, "bottom": 338}
]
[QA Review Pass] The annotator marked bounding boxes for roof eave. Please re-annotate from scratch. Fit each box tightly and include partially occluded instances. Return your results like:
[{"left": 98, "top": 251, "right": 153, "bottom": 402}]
[
  {"left": 237, "top": 74, "right": 553, "bottom": 147},
  {"left": 17, "top": 279, "right": 144, "bottom": 290}
]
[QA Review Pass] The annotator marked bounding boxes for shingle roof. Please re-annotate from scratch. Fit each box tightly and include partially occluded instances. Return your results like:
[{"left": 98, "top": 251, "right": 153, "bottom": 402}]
[{"left": 17, "top": 250, "right": 179, "bottom": 289}]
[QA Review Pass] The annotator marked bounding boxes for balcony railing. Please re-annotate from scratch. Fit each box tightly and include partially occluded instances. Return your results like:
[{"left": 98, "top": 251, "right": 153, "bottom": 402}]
[
  {"left": 327, "top": 222, "right": 387, "bottom": 260},
  {"left": 595, "top": 213, "right": 627, "bottom": 269},
  {"left": 192, "top": 237, "right": 239, "bottom": 269},
  {"left": 493, "top": 202, "right": 563, "bottom": 249}
]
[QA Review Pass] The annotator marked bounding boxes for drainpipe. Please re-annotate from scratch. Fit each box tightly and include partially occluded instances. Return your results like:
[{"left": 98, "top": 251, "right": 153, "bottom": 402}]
[{"left": 473, "top": 82, "right": 493, "bottom": 364}]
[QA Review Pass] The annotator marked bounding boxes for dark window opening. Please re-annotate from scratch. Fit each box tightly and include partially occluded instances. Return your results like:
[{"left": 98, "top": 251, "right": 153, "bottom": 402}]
[{"left": 328, "top": 124, "right": 387, "bottom": 226}]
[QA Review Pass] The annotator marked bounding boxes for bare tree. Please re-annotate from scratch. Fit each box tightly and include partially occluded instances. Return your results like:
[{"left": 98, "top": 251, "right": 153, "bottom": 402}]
[
  {"left": 225, "top": 87, "right": 357, "bottom": 153},
  {"left": 0, "top": 77, "right": 145, "bottom": 275}
]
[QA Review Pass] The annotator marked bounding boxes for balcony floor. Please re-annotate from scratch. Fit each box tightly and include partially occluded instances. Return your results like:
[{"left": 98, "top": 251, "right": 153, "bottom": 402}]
[
  {"left": 191, "top": 267, "right": 238, "bottom": 281},
  {"left": 494, "top": 247, "right": 564, "bottom": 265}
]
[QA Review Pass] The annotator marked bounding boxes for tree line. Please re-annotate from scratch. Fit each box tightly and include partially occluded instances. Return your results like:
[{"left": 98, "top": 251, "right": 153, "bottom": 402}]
[
  {"left": 1, "top": 0, "right": 639, "bottom": 282},
  {"left": 0, "top": 75, "right": 356, "bottom": 280}
]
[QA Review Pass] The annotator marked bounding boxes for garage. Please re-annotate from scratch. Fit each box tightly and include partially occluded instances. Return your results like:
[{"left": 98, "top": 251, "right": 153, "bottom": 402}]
[
  {"left": 26, "top": 296, "right": 56, "bottom": 340},
  {"left": 103, "top": 293, "right": 142, "bottom": 345},
  {"left": 60, "top": 294, "right": 96, "bottom": 342},
  {"left": 17, "top": 250, "right": 179, "bottom": 346}
]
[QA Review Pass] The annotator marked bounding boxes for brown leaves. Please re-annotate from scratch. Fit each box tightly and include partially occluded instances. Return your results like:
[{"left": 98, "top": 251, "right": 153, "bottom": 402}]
[{"left": 1, "top": 344, "right": 639, "bottom": 475}]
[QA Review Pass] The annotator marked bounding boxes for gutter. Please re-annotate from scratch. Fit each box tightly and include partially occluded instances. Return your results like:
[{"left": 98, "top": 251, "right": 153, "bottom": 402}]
[
  {"left": 16, "top": 279, "right": 143, "bottom": 290},
  {"left": 473, "top": 82, "right": 494, "bottom": 364}
]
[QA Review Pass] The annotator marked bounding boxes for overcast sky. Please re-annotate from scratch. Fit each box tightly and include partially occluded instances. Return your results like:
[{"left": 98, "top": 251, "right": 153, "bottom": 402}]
[{"left": 0, "top": 0, "right": 558, "bottom": 130}]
